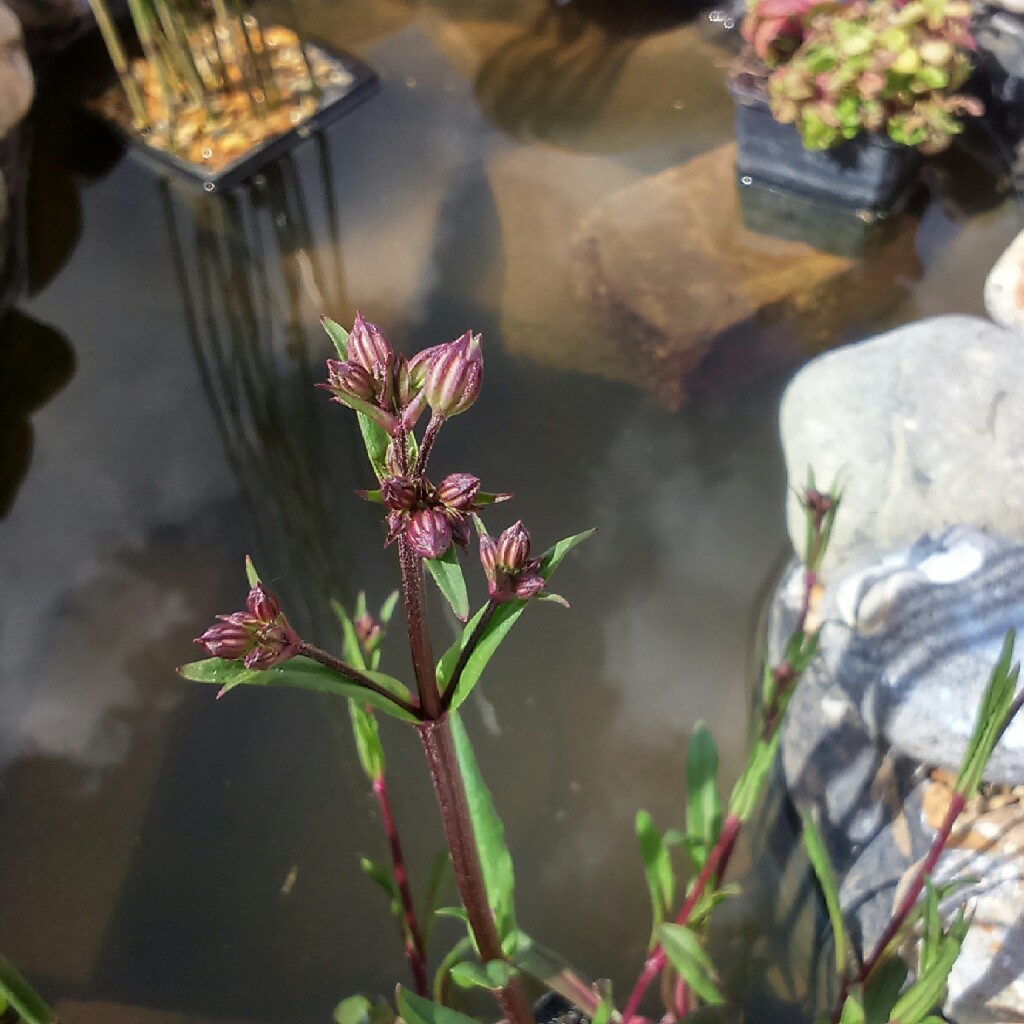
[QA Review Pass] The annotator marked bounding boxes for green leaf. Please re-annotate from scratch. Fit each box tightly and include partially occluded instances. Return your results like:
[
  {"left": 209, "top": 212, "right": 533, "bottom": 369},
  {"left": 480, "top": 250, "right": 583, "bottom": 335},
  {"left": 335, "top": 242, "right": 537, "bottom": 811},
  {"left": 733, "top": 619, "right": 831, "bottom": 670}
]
[
  {"left": 656, "top": 924, "right": 725, "bottom": 1006},
  {"left": 245, "top": 555, "right": 261, "bottom": 587},
  {"left": 0, "top": 957, "right": 55, "bottom": 1024},
  {"left": 360, "top": 856, "right": 401, "bottom": 917},
  {"left": 380, "top": 591, "right": 400, "bottom": 627},
  {"left": 433, "top": 938, "right": 475, "bottom": 1004},
  {"left": 837, "top": 987, "right": 865, "bottom": 1024},
  {"left": 450, "top": 962, "right": 494, "bottom": 990},
  {"left": 862, "top": 954, "right": 908, "bottom": 1024},
  {"left": 359, "top": 412, "right": 391, "bottom": 482},
  {"left": 179, "top": 656, "right": 419, "bottom": 722},
  {"left": 435, "top": 906, "right": 471, "bottom": 926},
  {"left": 334, "top": 995, "right": 372, "bottom": 1024},
  {"left": 425, "top": 546, "right": 470, "bottom": 622},
  {"left": 333, "top": 600, "right": 368, "bottom": 669},
  {"left": 510, "top": 932, "right": 600, "bottom": 1017},
  {"left": 397, "top": 987, "right": 482, "bottom": 1024},
  {"left": 801, "top": 810, "right": 848, "bottom": 976},
  {"left": 422, "top": 850, "right": 453, "bottom": 947},
  {"left": 686, "top": 722, "right": 723, "bottom": 869},
  {"left": 322, "top": 316, "right": 349, "bottom": 358},
  {"left": 635, "top": 810, "right": 674, "bottom": 939},
  {"left": 888, "top": 909, "right": 970, "bottom": 1024},
  {"left": 437, "top": 529, "right": 596, "bottom": 711},
  {"left": 729, "top": 735, "right": 780, "bottom": 821},
  {"left": 349, "top": 700, "right": 386, "bottom": 781},
  {"left": 450, "top": 713, "right": 517, "bottom": 942},
  {"left": 592, "top": 981, "right": 615, "bottom": 1024},
  {"left": 956, "top": 630, "right": 1020, "bottom": 797}
]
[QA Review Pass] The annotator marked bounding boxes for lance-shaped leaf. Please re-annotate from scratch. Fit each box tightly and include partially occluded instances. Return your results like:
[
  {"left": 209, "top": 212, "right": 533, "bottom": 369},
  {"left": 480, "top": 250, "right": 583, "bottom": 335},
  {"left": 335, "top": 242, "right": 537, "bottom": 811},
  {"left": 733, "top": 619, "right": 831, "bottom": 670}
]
[
  {"left": 425, "top": 546, "right": 470, "bottom": 622},
  {"left": 685, "top": 722, "right": 723, "bottom": 869},
  {"left": 422, "top": 850, "right": 453, "bottom": 947},
  {"left": 510, "top": 932, "right": 600, "bottom": 1017},
  {"left": 397, "top": 987, "right": 482, "bottom": 1024},
  {"left": 450, "top": 960, "right": 517, "bottom": 991},
  {"left": 450, "top": 712, "right": 517, "bottom": 943},
  {"left": 361, "top": 856, "right": 402, "bottom": 918},
  {"left": 245, "top": 555, "right": 262, "bottom": 587},
  {"left": 0, "top": 957, "right": 55, "bottom": 1024},
  {"left": 179, "top": 656, "right": 419, "bottom": 722},
  {"left": 636, "top": 810, "right": 675, "bottom": 938},
  {"left": 437, "top": 529, "right": 595, "bottom": 711},
  {"left": 656, "top": 924, "right": 726, "bottom": 1006},
  {"left": 887, "top": 908, "right": 970, "bottom": 1024},
  {"left": 956, "top": 630, "right": 1020, "bottom": 798},
  {"left": 862, "top": 954, "right": 908, "bottom": 1024},
  {"left": 332, "top": 599, "right": 367, "bottom": 669},
  {"left": 801, "top": 810, "right": 848, "bottom": 977},
  {"left": 350, "top": 701, "right": 386, "bottom": 780}
]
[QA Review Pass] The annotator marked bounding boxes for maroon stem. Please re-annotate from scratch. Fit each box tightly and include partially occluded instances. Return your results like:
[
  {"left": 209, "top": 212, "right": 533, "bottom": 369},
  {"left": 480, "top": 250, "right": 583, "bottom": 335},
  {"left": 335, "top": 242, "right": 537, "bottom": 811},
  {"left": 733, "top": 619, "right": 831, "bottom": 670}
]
[
  {"left": 418, "top": 719, "right": 533, "bottom": 1024},
  {"left": 398, "top": 539, "right": 442, "bottom": 721},
  {"left": 413, "top": 413, "right": 444, "bottom": 477},
  {"left": 622, "top": 814, "right": 743, "bottom": 1023},
  {"left": 400, "top": 542, "right": 532, "bottom": 1024},
  {"left": 830, "top": 791, "right": 966, "bottom": 1023},
  {"left": 373, "top": 774, "right": 430, "bottom": 997},
  {"left": 298, "top": 642, "right": 422, "bottom": 720}
]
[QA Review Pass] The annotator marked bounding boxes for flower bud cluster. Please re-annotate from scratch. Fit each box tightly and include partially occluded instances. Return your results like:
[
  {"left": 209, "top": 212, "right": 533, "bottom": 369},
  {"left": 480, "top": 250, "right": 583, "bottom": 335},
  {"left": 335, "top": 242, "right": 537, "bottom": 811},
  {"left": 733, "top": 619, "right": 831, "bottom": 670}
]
[
  {"left": 743, "top": 0, "right": 980, "bottom": 153},
  {"left": 479, "top": 521, "right": 548, "bottom": 603},
  {"left": 320, "top": 315, "right": 483, "bottom": 438},
  {"left": 195, "top": 583, "right": 301, "bottom": 670},
  {"left": 379, "top": 472, "right": 507, "bottom": 560}
]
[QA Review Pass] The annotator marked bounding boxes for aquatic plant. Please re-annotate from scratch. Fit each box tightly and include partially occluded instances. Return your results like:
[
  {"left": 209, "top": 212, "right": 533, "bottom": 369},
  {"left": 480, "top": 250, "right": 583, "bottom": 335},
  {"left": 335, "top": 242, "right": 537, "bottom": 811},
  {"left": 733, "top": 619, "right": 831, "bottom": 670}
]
[
  {"left": 741, "top": 0, "right": 982, "bottom": 151},
  {"left": 180, "top": 315, "right": 1023, "bottom": 1024}
]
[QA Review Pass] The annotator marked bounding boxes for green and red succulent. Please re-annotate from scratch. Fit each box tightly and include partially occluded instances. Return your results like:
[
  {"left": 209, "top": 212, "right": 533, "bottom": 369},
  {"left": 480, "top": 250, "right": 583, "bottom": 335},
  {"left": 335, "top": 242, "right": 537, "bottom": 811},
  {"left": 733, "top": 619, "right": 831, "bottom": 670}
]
[{"left": 742, "top": 0, "right": 982, "bottom": 151}]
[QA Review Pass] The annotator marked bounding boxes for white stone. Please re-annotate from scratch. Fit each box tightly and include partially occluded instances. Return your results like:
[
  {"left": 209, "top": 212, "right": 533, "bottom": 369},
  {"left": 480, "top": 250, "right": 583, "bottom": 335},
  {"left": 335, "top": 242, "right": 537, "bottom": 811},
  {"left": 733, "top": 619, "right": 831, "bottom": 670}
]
[
  {"left": 986, "top": 225, "right": 1024, "bottom": 332},
  {"left": 0, "top": 0, "right": 31, "bottom": 139},
  {"left": 780, "top": 315, "right": 1024, "bottom": 576}
]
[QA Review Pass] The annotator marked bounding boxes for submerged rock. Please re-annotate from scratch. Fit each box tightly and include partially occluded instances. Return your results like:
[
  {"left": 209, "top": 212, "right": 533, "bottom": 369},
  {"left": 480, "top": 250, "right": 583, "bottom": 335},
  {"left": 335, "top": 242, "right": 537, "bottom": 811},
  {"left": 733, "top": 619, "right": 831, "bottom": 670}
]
[
  {"left": 763, "top": 551, "right": 1024, "bottom": 1022},
  {"left": 780, "top": 315, "right": 1024, "bottom": 577}
]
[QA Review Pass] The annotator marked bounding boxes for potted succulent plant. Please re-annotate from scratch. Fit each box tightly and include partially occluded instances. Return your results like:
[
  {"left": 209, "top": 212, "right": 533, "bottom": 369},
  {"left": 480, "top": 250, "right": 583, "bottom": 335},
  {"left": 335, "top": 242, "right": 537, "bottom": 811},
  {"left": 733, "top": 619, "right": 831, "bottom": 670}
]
[{"left": 729, "top": 0, "right": 983, "bottom": 215}]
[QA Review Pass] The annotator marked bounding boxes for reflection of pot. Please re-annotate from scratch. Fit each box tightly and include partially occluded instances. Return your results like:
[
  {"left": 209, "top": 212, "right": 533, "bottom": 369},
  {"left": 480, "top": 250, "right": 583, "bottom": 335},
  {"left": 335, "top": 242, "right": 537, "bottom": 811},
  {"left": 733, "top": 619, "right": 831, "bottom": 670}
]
[{"left": 729, "top": 71, "right": 921, "bottom": 217}]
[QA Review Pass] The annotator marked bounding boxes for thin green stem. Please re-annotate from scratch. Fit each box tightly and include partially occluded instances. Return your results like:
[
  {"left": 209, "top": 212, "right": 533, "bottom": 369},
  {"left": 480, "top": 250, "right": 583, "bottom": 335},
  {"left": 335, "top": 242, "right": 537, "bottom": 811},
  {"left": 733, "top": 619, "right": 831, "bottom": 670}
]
[{"left": 87, "top": 0, "right": 149, "bottom": 128}]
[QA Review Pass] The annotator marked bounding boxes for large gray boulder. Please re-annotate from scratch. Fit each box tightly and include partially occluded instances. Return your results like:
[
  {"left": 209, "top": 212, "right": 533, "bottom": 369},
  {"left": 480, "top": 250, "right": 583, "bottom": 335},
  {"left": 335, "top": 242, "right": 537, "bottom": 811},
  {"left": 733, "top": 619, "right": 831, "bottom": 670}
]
[{"left": 779, "top": 315, "right": 1024, "bottom": 577}]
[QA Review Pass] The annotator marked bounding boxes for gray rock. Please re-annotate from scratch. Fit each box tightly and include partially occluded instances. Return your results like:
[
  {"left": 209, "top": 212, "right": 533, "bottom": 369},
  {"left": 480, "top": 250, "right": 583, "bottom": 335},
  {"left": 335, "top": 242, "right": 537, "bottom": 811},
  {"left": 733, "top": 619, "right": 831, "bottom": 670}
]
[
  {"left": 761, "top": 561, "right": 1024, "bottom": 1022},
  {"left": 0, "top": 1, "right": 31, "bottom": 140},
  {"left": 820, "top": 525, "right": 1024, "bottom": 782},
  {"left": 779, "top": 315, "right": 1024, "bottom": 577}
]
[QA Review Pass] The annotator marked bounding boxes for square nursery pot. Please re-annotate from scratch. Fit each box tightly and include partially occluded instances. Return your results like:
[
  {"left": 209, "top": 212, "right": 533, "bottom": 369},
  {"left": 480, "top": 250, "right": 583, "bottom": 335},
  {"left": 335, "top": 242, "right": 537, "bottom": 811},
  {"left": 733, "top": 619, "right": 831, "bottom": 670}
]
[
  {"left": 728, "top": 73, "right": 922, "bottom": 217},
  {"left": 86, "top": 34, "right": 377, "bottom": 192}
]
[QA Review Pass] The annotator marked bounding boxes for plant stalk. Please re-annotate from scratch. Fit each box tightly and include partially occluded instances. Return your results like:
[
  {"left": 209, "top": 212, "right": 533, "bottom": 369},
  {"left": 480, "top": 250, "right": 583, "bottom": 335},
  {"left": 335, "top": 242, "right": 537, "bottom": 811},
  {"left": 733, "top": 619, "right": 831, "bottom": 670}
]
[
  {"left": 399, "top": 540, "right": 442, "bottom": 721},
  {"left": 418, "top": 718, "right": 533, "bottom": 1024},
  {"left": 87, "top": 0, "right": 149, "bottom": 128},
  {"left": 622, "top": 814, "right": 742, "bottom": 1023},
  {"left": 372, "top": 774, "right": 430, "bottom": 997},
  {"left": 297, "top": 642, "right": 422, "bottom": 720},
  {"left": 830, "top": 791, "right": 966, "bottom": 1022}
]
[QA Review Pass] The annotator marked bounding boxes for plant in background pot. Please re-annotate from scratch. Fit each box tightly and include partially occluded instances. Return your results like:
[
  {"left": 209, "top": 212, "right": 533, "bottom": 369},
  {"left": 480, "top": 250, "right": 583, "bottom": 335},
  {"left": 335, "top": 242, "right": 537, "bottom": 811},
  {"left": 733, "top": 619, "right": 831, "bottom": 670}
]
[{"left": 730, "top": 0, "right": 983, "bottom": 214}]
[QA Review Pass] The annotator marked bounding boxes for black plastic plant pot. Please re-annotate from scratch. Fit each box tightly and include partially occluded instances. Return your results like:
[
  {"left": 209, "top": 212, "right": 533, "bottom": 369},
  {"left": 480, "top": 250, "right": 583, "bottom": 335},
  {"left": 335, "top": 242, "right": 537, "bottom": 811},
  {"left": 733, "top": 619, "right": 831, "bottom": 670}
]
[
  {"left": 729, "top": 75, "right": 922, "bottom": 218},
  {"left": 88, "top": 39, "right": 377, "bottom": 192}
]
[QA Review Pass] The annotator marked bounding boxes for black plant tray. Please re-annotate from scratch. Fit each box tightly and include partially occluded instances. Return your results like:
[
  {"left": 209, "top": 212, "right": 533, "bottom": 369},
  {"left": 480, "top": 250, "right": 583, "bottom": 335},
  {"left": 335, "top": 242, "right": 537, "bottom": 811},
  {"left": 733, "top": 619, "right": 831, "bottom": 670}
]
[
  {"left": 89, "top": 39, "right": 377, "bottom": 192},
  {"left": 729, "top": 73, "right": 921, "bottom": 217}
]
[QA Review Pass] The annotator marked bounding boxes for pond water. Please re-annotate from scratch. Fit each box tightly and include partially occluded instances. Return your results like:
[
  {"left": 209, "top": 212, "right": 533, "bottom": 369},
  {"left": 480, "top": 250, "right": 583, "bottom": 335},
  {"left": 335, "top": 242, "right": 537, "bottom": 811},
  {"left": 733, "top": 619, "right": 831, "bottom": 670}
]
[{"left": 1, "top": 1, "right": 1022, "bottom": 1021}]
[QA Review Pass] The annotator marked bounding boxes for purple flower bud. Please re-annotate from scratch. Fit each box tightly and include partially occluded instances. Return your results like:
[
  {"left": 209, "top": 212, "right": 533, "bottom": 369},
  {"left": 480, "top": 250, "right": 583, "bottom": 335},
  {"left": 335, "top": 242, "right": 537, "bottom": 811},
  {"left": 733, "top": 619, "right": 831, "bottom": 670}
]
[
  {"left": 437, "top": 473, "right": 481, "bottom": 511},
  {"left": 196, "top": 616, "right": 254, "bottom": 660},
  {"left": 323, "top": 359, "right": 376, "bottom": 404},
  {"left": 247, "top": 583, "right": 281, "bottom": 623},
  {"left": 407, "top": 344, "right": 443, "bottom": 390},
  {"left": 496, "top": 521, "right": 531, "bottom": 572},
  {"left": 422, "top": 332, "right": 483, "bottom": 418},
  {"left": 348, "top": 312, "right": 394, "bottom": 375},
  {"left": 514, "top": 571, "right": 545, "bottom": 600},
  {"left": 406, "top": 507, "right": 453, "bottom": 560},
  {"left": 381, "top": 475, "right": 419, "bottom": 511},
  {"left": 449, "top": 514, "right": 472, "bottom": 550},
  {"left": 354, "top": 613, "right": 382, "bottom": 655},
  {"left": 479, "top": 533, "right": 498, "bottom": 581}
]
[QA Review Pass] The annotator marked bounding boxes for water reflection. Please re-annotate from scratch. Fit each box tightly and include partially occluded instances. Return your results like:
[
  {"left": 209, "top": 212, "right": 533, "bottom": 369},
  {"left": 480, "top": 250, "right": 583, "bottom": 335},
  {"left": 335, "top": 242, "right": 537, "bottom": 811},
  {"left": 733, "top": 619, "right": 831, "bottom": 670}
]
[{"left": 159, "top": 145, "right": 356, "bottom": 637}]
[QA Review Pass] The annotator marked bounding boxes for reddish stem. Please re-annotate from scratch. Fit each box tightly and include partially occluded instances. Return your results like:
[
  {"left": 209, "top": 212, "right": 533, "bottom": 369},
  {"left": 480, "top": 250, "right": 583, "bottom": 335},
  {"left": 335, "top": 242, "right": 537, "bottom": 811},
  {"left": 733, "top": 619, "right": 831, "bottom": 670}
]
[
  {"left": 622, "top": 815, "right": 743, "bottom": 1023},
  {"left": 830, "top": 791, "right": 967, "bottom": 1022},
  {"left": 373, "top": 774, "right": 430, "bottom": 997}
]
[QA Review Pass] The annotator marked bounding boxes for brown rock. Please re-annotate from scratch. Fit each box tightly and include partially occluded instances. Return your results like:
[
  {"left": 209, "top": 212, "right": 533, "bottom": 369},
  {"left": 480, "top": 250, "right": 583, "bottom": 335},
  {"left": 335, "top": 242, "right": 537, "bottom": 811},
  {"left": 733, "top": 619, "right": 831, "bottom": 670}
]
[{"left": 575, "top": 143, "right": 921, "bottom": 409}]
